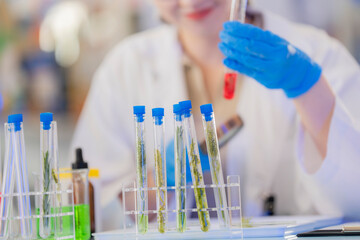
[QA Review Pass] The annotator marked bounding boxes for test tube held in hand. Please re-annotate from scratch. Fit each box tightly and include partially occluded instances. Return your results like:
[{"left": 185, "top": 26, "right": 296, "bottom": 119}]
[{"left": 223, "top": 0, "right": 248, "bottom": 99}]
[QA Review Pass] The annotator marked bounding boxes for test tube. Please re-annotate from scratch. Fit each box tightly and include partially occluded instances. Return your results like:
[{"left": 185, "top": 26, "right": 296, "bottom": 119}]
[
  {"left": 179, "top": 100, "right": 210, "bottom": 232},
  {"left": 0, "top": 122, "right": 16, "bottom": 238},
  {"left": 7, "top": 114, "right": 32, "bottom": 238},
  {"left": 52, "top": 119, "right": 63, "bottom": 234},
  {"left": 133, "top": 106, "right": 148, "bottom": 234},
  {"left": 223, "top": 0, "right": 248, "bottom": 99},
  {"left": 39, "top": 113, "right": 60, "bottom": 238},
  {"left": 200, "top": 104, "right": 230, "bottom": 228},
  {"left": 152, "top": 108, "right": 167, "bottom": 233},
  {"left": 173, "top": 104, "right": 186, "bottom": 232}
]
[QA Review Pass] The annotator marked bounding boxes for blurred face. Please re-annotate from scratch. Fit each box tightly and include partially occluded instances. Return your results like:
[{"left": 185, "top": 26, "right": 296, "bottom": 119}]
[{"left": 153, "top": 0, "right": 231, "bottom": 38}]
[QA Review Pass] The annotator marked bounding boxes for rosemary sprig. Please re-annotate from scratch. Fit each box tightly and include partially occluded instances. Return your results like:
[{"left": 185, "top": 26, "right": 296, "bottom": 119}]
[
  {"left": 176, "top": 126, "right": 186, "bottom": 232},
  {"left": 189, "top": 140, "right": 210, "bottom": 232},
  {"left": 155, "top": 149, "right": 166, "bottom": 233},
  {"left": 136, "top": 137, "right": 148, "bottom": 234},
  {"left": 42, "top": 151, "right": 50, "bottom": 228},
  {"left": 205, "top": 123, "right": 227, "bottom": 222},
  {"left": 51, "top": 169, "right": 58, "bottom": 184}
]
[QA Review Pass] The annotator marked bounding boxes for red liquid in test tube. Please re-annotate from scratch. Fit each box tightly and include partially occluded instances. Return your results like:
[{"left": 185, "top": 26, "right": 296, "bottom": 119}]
[
  {"left": 223, "top": 0, "right": 248, "bottom": 100},
  {"left": 223, "top": 73, "right": 238, "bottom": 99}
]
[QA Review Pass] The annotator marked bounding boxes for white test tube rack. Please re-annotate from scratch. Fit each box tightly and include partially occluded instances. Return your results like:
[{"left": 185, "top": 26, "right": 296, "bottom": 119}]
[
  {"left": 0, "top": 179, "right": 76, "bottom": 240},
  {"left": 118, "top": 175, "right": 244, "bottom": 240}
]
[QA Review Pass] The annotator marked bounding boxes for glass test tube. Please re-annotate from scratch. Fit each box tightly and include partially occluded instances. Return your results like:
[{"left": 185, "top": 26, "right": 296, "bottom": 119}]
[
  {"left": 223, "top": 0, "right": 248, "bottom": 99},
  {"left": 39, "top": 113, "right": 60, "bottom": 238},
  {"left": 133, "top": 106, "right": 148, "bottom": 234},
  {"left": 6, "top": 115, "right": 32, "bottom": 238},
  {"left": 200, "top": 104, "right": 230, "bottom": 228},
  {"left": 179, "top": 100, "right": 210, "bottom": 232},
  {"left": 152, "top": 108, "right": 167, "bottom": 233},
  {"left": 0, "top": 123, "right": 16, "bottom": 238},
  {"left": 52, "top": 120, "right": 63, "bottom": 234},
  {"left": 173, "top": 104, "right": 186, "bottom": 232}
]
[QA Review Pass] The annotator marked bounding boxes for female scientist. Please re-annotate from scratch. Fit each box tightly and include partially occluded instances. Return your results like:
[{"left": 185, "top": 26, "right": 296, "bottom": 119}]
[{"left": 71, "top": 0, "right": 360, "bottom": 223}]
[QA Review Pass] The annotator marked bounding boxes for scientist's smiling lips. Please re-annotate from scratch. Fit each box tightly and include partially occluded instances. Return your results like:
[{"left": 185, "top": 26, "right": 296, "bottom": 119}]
[{"left": 186, "top": 6, "right": 214, "bottom": 20}]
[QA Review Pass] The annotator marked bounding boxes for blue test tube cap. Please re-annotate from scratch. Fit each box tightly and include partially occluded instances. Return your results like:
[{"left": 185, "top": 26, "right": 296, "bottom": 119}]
[
  {"left": 173, "top": 104, "right": 183, "bottom": 121},
  {"left": 8, "top": 114, "right": 23, "bottom": 131},
  {"left": 152, "top": 108, "right": 164, "bottom": 125},
  {"left": 179, "top": 100, "right": 192, "bottom": 117},
  {"left": 133, "top": 105, "right": 145, "bottom": 122},
  {"left": 40, "top": 112, "right": 53, "bottom": 130},
  {"left": 200, "top": 104, "right": 214, "bottom": 121},
  {"left": 152, "top": 108, "right": 164, "bottom": 117},
  {"left": 173, "top": 104, "right": 182, "bottom": 114}
]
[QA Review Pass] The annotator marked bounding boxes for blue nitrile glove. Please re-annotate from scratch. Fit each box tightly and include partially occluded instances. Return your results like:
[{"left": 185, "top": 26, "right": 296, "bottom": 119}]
[
  {"left": 219, "top": 22, "right": 322, "bottom": 98},
  {"left": 166, "top": 139, "right": 210, "bottom": 187}
]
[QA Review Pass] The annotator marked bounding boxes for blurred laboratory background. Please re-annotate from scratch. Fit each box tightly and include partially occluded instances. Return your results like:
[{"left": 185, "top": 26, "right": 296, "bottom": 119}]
[{"left": 0, "top": 0, "right": 360, "bottom": 230}]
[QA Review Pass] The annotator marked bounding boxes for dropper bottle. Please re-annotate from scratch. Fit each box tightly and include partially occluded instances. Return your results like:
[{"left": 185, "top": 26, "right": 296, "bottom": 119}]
[{"left": 72, "top": 148, "right": 91, "bottom": 240}]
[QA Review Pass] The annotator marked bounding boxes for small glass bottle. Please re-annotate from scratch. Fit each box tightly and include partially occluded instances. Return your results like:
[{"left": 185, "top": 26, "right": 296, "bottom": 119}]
[
  {"left": 133, "top": 106, "right": 148, "bottom": 234},
  {"left": 89, "top": 168, "right": 101, "bottom": 233},
  {"left": 72, "top": 148, "right": 91, "bottom": 240}
]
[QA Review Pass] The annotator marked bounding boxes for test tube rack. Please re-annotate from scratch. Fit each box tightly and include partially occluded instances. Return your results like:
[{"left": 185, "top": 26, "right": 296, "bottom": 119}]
[
  {"left": 102, "top": 175, "right": 244, "bottom": 240},
  {"left": 0, "top": 179, "right": 76, "bottom": 240}
]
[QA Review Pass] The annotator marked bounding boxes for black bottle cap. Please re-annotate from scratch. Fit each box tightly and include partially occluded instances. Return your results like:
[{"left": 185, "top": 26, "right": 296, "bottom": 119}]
[{"left": 72, "top": 148, "right": 88, "bottom": 169}]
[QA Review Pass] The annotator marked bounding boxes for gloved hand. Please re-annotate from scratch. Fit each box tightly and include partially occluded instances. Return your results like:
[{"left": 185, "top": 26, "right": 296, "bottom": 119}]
[
  {"left": 166, "top": 139, "right": 210, "bottom": 187},
  {"left": 219, "top": 21, "right": 322, "bottom": 98}
]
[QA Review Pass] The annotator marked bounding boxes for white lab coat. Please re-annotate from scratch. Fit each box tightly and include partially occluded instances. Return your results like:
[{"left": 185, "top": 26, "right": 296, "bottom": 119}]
[{"left": 71, "top": 10, "right": 360, "bottom": 222}]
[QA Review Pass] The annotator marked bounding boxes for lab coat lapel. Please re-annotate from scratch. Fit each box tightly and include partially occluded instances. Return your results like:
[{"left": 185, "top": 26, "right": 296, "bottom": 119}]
[{"left": 150, "top": 26, "right": 188, "bottom": 142}]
